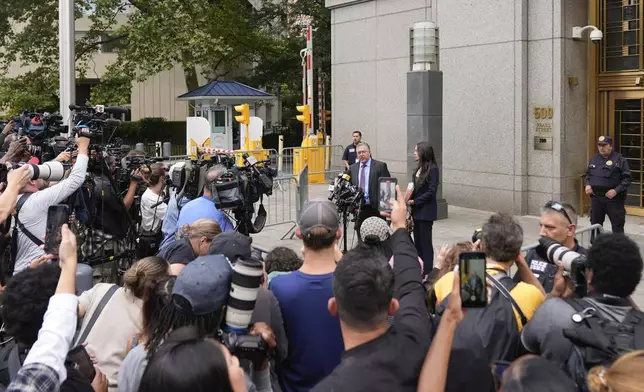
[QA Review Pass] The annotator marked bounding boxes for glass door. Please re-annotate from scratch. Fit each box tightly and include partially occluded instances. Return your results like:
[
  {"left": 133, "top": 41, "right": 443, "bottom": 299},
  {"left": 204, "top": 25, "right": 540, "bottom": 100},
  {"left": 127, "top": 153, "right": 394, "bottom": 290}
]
[{"left": 610, "top": 91, "right": 644, "bottom": 214}]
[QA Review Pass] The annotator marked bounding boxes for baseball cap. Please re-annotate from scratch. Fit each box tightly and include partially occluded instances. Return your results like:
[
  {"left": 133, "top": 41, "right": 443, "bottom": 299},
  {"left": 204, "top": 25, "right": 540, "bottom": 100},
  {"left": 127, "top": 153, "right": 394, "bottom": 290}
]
[
  {"left": 209, "top": 231, "right": 252, "bottom": 262},
  {"left": 298, "top": 199, "right": 340, "bottom": 239},
  {"left": 360, "top": 217, "right": 391, "bottom": 243},
  {"left": 172, "top": 254, "right": 233, "bottom": 316},
  {"left": 597, "top": 136, "right": 613, "bottom": 145}
]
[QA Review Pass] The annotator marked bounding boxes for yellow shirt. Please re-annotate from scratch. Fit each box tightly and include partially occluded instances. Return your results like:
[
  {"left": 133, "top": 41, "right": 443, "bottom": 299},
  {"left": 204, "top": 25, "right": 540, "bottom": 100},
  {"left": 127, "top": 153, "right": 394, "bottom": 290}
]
[{"left": 433, "top": 267, "right": 545, "bottom": 330}]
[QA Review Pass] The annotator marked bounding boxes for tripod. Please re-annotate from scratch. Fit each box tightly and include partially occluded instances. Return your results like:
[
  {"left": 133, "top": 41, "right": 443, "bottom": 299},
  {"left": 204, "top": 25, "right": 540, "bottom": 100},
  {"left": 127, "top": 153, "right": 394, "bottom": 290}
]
[{"left": 339, "top": 205, "right": 361, "bottom": 253}]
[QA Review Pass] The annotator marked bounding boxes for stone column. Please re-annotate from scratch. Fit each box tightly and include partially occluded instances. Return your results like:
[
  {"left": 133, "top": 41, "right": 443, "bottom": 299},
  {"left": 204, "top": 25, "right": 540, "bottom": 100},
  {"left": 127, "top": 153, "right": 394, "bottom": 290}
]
[{"left": 407, "top": 71, "right": 448, "bottom": 219}]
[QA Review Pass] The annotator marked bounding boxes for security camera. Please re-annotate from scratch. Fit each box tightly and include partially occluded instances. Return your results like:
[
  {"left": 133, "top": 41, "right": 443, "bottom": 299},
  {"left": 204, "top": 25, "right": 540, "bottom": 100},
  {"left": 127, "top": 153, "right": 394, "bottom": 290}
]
[{"left": 572, "top": 25, "right": 603, "bottom": 43}]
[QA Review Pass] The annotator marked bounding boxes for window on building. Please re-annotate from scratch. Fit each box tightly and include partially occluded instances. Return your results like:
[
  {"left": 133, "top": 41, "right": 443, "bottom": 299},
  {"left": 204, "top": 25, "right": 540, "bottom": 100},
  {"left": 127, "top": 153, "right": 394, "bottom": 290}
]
[{"left": 602, "top": 0, "right": 641, "bottom": 72}]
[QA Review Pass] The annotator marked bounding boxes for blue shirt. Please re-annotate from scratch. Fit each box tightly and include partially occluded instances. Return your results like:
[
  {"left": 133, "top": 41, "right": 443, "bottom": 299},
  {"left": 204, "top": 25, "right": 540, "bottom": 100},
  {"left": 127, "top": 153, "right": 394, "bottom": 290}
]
[
  {"left": 160, "top": 195, "right": 191, "bottom": 249},
  {"left": 269, "top": 271, "right": 344, "bottom": 392},
  {"left": 360, "top": 158, "right": 372, "bottom": 204},
  {"left": 177, "top": 195, "right": 234, "bottom": 232}
]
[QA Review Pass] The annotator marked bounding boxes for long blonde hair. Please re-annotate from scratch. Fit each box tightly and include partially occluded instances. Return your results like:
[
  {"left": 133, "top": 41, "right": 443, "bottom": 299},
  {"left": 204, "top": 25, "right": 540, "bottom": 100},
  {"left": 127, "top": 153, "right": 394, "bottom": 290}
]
[{"left": 587, "top": 350, "right": 644, "bottom": 392}]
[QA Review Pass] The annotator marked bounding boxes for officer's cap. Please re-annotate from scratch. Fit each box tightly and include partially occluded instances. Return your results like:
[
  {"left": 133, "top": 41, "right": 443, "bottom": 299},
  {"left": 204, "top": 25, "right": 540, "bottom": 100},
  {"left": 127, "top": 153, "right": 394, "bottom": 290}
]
[{"left": 597, "top": 136, "right": 613, "bottom": 145}]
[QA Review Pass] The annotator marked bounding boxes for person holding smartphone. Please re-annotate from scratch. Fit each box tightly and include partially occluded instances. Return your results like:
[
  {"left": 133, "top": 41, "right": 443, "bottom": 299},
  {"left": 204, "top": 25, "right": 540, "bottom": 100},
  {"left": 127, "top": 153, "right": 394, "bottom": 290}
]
[
  {"left": 407, "top": 142, "right": 439, "bottom": 273},
  {"left": 13, "top": 136, "right": 90, "bottom": 274}
]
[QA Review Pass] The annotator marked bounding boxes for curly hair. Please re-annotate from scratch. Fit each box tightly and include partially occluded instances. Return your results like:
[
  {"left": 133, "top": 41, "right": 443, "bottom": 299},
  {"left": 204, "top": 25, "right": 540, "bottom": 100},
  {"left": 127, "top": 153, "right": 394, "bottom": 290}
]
[
  {"left": 265, "top": 247, "right": 303, "bottom": 274},
  {"left": 587, "top": 233, "right": 643, "bottom": 297},
  {"left": 1, "top": 264, "right": 61, "bottom": 345}
]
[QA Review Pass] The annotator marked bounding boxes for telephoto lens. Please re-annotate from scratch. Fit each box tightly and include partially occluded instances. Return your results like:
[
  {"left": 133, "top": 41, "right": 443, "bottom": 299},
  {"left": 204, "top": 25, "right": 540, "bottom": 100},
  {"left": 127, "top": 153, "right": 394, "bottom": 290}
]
[
  {"left": 224, "top": 258, "right": 265, "bottom": 333},
  {"left": 27, "top": 161, "right": 65, "bottom": 181}
]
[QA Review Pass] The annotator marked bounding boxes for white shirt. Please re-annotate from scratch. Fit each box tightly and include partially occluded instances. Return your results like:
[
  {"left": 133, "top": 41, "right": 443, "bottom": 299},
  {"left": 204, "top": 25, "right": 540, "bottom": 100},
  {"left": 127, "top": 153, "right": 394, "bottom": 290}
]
[
  {"left": 14, "top": 155, "right": 89, "bottom": 272},
  {"left": 140, "top": 188, "right": 167, "bottom": 233},
  {"left": 23, "top": 293, "right": 78, "bottom": 387}
]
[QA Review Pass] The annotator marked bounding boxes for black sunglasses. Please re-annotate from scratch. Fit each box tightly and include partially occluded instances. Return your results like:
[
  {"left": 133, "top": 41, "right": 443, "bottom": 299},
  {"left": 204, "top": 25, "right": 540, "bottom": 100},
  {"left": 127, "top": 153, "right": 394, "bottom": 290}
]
[{"left": 544, "top": 201, "right": 572, "bottom": 224}]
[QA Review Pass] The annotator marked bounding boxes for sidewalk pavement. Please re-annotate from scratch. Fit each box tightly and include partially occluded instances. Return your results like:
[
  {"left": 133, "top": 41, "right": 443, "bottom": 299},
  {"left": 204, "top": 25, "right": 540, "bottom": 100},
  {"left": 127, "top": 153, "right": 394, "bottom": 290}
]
[{"left": 250, "top": 184, "right": 644, "bottom": 308}]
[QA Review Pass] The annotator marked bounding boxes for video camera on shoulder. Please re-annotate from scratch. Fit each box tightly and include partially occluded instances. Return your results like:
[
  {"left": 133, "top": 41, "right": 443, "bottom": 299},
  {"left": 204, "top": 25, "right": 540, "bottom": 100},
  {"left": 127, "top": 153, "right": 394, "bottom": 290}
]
[{"left": 538, "top": 237, "right": 588, "bottom": 297}]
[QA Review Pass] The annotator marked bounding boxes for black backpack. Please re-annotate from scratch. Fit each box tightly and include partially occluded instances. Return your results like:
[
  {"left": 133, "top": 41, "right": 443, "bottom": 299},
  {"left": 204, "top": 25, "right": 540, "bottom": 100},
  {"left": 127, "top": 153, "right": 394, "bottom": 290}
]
[
  {"left": 436, "top": 271, "right": 528, "bottom": 363},
  {"left": 562, "top": 297, "right": 644, "bottom": 391}
]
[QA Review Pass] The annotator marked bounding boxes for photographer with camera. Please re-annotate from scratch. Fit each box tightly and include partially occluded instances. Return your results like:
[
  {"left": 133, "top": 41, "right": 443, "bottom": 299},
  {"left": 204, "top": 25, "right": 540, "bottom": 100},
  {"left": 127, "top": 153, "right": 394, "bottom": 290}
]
[
  {"left": 140, "top": 254, "right": 274, "bottom": 392},
  {"left": 164, "top": 165, "right": 233, "bottom": 245},
  {"left": 0, "top": 166, "right": 31, "bottom": 224},
  {"left": 137, "top": 164, "right": 167, "bottom": 258},
  {"left": 518, "top": 201, "right": 587, "bottom": 293},
  {"left": 11, "top": 136, "right": 90, "bottom": 274},
  {"left": 521, "top": 233, "right": 644, "bottom": 389}
]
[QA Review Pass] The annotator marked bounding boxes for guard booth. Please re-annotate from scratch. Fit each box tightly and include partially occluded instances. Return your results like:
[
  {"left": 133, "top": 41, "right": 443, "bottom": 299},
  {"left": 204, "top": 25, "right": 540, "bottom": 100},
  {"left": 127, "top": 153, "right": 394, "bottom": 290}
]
[{"left": 176, "top": 80, "right": 276, "bottom": 152}]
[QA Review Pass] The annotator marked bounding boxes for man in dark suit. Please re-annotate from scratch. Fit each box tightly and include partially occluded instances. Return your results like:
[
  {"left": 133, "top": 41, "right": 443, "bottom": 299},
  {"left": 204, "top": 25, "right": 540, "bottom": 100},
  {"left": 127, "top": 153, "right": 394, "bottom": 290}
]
[{"left": 350, "top": 142, "right": 390, "bottom": 237}]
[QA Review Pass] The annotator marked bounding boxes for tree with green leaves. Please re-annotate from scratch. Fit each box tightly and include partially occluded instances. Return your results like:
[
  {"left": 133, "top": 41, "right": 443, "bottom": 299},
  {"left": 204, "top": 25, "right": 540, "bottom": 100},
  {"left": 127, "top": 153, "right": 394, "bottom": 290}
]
[{"left": 0, "top": 0, "right": 331, "bottom": 132}]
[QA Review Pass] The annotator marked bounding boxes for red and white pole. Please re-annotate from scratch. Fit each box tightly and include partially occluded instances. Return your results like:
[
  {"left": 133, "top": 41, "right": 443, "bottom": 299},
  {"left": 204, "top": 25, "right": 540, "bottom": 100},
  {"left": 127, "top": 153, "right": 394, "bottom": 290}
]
[{"left": 306, "top": 23, "right": 314, "bottom": 136}]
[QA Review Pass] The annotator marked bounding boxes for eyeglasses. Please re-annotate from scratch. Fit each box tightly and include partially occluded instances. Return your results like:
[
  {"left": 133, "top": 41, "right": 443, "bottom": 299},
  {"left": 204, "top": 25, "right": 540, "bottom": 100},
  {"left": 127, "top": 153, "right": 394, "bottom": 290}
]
[{"left": 544, "top": 201, "right": 572, "bottom": 224}]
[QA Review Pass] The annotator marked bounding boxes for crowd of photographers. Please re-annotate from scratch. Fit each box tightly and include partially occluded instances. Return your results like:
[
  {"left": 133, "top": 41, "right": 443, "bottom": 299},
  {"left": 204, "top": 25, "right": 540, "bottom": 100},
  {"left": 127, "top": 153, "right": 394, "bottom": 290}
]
[{"left": 0, "top": 114, "right": 644, "bottom": 391}]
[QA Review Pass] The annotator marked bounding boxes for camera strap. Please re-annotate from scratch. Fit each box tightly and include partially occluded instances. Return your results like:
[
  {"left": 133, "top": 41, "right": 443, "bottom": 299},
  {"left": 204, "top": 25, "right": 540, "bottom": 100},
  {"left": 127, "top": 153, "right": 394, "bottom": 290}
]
[
  {"left": 13, "top": 194, "right": 43, "bottom": 248},
  {"left": 486, "top": 271, "right": 528, "bottom": 328},
  {"left": 73, "top": 284, "right": 119, "bottom": 347}
]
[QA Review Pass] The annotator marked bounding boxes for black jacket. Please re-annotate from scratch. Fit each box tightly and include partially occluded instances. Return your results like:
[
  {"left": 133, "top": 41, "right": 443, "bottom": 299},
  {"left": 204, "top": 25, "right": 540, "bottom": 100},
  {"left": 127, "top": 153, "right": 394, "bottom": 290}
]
[
  {"left": 411, "top": 164, "right": 439, "bottom": 221},
  {"left": 515, "top": 241, "right": 588, "bottom": 293},
  {"left": 350, "top": 159, "right": 390, "bottom": 208}
]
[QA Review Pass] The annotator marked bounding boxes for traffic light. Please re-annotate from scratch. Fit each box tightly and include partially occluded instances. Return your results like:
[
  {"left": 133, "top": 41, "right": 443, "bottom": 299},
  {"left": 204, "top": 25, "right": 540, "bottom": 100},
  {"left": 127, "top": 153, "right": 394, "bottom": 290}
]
[
  {"left": 325, "top": 110, "right": 331, "bottom": 121},
  {"left": 296, "top": 104, "right": 310, "bottom": 125},
  {"left": 234, "top": 103, "right": 250, "bottom": 125}
]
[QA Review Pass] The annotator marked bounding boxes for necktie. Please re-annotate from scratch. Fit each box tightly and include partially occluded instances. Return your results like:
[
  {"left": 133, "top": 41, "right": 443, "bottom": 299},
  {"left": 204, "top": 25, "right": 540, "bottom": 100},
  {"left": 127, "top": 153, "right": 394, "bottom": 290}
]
[{"left": 360, "top": 163, "right": 366, "bottom": 192}]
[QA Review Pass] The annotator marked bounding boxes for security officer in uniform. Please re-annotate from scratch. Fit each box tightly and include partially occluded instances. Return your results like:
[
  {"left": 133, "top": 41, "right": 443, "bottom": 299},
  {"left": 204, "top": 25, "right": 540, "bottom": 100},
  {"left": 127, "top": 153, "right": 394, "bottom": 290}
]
[{"left": 585, "top": 135, "right": 632, "bottom": 233}]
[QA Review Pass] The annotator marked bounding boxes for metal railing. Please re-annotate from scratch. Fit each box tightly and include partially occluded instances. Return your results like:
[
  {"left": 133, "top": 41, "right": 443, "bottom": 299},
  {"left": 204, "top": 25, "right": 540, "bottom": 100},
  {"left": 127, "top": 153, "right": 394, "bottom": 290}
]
[
  {"left": 280, "top": 145, "right": 345, "bottom": 180},
  {"left": 521, "top": 224, "right": 604, "bottom": 252}
]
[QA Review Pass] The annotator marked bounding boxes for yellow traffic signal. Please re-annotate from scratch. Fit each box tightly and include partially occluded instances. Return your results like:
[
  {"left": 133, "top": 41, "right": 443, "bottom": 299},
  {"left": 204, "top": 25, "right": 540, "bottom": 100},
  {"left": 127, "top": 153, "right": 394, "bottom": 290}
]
[
  {"left": 325, "top": 110, "right": 331, "bottom": 121},
  {"left": 234, "top": 103, "right": 250, "bottom": 125},
  {"left": 296, "top": 104, "right": 310, "bottom": 125}
]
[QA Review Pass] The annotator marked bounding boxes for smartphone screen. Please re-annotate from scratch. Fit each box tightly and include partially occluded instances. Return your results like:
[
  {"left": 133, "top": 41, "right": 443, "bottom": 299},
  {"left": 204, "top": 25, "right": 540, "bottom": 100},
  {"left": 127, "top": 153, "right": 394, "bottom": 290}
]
[
  {"left": 378, "top": 177, "right": 398, "bottom": 213},
  {"left": 44, "top": 205, "right": 69, "bottom": 255},
  {"left": 67, "top": 345, "right": 96, "bottom": 381},
  {"left": 459, "top": 251, "right": 487, "bottom": 308}
]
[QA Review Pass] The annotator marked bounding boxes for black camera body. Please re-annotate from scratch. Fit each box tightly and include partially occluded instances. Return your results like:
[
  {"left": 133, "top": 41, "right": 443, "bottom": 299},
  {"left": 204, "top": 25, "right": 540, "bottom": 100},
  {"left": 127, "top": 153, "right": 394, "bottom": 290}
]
[
  {"left": 328, "top": 173, "right": 363, "bottom": 215},
  {"left": 220, "top": 332, "right": 269, "bottom": 366},
  {"left": 538, "top": 237, "right": 588, "bottom": 297}
]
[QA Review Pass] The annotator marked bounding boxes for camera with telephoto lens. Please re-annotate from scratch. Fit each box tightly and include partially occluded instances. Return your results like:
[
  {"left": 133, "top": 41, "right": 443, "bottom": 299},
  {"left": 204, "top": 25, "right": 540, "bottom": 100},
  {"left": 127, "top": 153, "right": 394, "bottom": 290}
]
[
  {"left": 0, "top": 161, "right": 66, "bottom": 184},
  {"left": 219, "top": 258, "right": 269, "bottom": 365},
  {"left": 328, "top": 172, "right": 363, "bottom": 214},
  {"left": 538, "top": 236, "right": 588, "bottom": 297}
]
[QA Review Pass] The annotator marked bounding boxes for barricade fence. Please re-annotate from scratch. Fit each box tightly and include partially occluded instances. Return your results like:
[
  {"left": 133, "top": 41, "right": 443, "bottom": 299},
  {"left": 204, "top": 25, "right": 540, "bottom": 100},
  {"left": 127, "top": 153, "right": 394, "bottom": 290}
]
[{"left": 520, "top": 224, "right": 604, "bottom": 252}]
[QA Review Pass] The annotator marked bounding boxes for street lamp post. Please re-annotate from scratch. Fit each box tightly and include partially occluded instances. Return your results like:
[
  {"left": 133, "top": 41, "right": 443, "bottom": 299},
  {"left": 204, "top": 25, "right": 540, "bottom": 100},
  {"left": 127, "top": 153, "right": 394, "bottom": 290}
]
[
  {"left": 407, "top": 21, "right": 448, "bottom": 220},
  {"left": 59, "top": 0, "right": 75, "bottom": 128}
]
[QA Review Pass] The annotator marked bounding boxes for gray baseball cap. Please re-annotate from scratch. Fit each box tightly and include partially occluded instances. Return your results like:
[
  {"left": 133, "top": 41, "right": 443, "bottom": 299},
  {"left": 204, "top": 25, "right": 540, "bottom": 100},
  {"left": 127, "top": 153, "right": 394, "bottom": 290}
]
[
  {"left": 172, "top": 254, "right": 233, "bottom": 316},
  {"left": 298, "top": 199, "right": 340, "bottom": 239}
]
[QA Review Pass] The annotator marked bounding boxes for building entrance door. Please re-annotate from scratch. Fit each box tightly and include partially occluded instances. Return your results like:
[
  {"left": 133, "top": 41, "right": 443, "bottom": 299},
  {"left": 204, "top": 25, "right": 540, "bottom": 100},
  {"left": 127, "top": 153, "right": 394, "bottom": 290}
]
[{"left": 609, "top": 91, "right": 644, "bottom": 214}]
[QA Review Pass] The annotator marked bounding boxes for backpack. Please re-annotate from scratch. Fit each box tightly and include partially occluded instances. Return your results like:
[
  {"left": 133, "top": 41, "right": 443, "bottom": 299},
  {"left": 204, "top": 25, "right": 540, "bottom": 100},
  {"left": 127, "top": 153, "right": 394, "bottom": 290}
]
[
  {"left": 0, "top": 194, "right": 40, "bottom": 282},
  {"left": 562, "top": 297, "right": 644, "bottom": 391},
  {"left": 436, "top": 271, "right": 528, "bottom": 364}
]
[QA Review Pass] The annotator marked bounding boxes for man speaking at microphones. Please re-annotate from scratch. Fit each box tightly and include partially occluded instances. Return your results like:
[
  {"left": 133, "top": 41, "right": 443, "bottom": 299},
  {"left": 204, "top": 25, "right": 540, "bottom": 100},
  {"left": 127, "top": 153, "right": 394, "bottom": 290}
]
[{"left": 349, "top": 142, "right": 390, "bottom": 237}]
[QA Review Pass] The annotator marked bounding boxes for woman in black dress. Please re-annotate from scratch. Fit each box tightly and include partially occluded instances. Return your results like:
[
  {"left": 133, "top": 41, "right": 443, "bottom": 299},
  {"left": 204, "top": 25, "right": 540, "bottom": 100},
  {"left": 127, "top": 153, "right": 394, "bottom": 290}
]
[{"left": 408, "top": 142, "right": 439, "bottom": 273}]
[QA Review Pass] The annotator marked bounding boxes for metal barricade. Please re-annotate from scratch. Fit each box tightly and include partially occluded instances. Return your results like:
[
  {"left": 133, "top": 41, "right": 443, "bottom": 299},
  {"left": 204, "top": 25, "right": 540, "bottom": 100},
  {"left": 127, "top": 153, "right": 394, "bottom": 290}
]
[
  {"left": 232, "top": 148, "right": 278, "bottom": 168},
  {"left": 255, "top": 175, "right": 299, "bottom": 239},
  {"left": 280, "top": 145, "right": 345, "bottom": 182},
  {"left": 520, "top": 224, "right": 604, "bottom": 252}
]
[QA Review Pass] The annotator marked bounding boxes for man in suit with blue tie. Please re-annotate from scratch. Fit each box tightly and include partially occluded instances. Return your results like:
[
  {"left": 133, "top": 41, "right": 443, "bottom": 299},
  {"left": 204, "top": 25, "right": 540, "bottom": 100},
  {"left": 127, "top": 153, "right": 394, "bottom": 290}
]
[{"left": 350, "top": 142, "right": 391, "bottom": 238}]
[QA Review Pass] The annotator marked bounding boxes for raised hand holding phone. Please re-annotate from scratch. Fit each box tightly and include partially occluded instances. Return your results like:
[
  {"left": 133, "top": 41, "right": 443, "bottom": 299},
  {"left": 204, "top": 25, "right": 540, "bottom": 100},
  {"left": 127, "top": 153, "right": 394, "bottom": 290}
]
[{"left": 44, "top": 205, "right": 69, "bottom": 256}]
